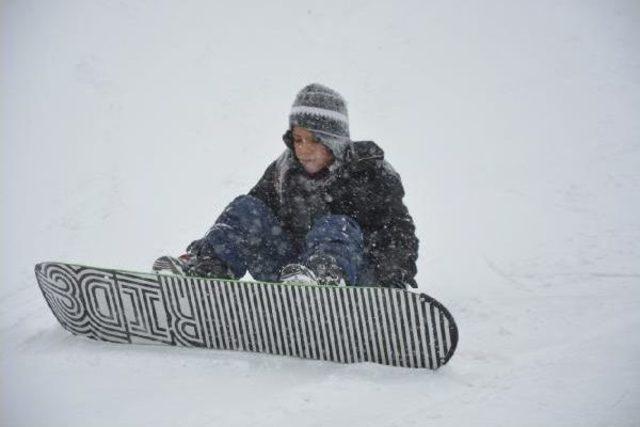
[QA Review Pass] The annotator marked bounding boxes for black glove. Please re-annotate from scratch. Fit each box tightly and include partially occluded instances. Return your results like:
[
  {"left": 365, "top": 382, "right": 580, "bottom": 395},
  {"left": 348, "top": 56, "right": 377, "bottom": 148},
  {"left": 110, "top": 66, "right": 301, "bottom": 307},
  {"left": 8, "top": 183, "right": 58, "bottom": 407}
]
[
  {"left": 378, "top": 269, "right": 418, "bottom": 289},
  {"left": 186, "top": 238, "right": 206, "bottom": 256}
]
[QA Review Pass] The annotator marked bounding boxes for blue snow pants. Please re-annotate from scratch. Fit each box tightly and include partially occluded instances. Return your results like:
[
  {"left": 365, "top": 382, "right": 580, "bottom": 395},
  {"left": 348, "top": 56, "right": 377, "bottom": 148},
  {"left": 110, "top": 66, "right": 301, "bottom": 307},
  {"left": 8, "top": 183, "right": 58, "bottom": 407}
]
[{"left": 202, "top": 195, "right": 365, "bottom": 284}]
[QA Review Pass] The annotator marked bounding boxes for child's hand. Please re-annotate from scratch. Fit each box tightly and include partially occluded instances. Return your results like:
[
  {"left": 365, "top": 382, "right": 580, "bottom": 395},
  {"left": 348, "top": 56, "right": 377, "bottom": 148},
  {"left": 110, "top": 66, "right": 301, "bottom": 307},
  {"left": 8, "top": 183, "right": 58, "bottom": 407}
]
[
  {"left": 186, "top": 238, "right": 206, "bottom": 256},
  {"left": 379, "top": 269, "right": 418, "bottom": 289}
]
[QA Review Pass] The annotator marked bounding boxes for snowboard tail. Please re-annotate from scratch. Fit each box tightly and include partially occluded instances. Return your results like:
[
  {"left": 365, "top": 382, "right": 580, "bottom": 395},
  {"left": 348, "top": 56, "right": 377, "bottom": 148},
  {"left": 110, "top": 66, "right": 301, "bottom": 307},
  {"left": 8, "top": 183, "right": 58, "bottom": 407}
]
[{"left": 35, "top": 262, "right": 458, "bottom": 369}]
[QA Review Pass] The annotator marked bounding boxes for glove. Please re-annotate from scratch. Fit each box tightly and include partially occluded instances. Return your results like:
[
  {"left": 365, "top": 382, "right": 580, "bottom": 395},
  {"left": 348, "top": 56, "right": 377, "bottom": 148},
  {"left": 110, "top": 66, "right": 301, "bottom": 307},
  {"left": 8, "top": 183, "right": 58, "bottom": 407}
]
[
  {"left": 378, "top": 270, "right": 418, "bottom": 289},
  {"left": 186, "top": 238, "right": 206, "bottom": 256}
]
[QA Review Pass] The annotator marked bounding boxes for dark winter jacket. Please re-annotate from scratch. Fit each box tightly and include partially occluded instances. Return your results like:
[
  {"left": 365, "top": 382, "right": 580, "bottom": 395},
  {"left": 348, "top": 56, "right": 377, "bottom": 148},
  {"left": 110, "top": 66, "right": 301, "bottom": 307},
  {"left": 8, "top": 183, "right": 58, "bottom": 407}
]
[{"left": 248, "top": 140, "right": 419, "bottom": 288}]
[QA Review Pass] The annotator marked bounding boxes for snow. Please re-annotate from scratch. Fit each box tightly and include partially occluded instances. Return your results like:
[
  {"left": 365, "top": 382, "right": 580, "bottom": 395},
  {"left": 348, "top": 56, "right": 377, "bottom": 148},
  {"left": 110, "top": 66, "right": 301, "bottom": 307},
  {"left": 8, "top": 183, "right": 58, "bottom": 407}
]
[{"left": 2, "top": 0, "right": 640, "bottom": 425}]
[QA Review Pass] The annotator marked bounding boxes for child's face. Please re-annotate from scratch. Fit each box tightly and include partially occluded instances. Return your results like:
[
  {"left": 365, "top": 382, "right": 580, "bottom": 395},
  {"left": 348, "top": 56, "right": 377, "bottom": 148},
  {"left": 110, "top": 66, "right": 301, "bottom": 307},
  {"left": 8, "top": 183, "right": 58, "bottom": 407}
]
[{"left": 292, "top": 126, "right": 334, "bottom": 174}]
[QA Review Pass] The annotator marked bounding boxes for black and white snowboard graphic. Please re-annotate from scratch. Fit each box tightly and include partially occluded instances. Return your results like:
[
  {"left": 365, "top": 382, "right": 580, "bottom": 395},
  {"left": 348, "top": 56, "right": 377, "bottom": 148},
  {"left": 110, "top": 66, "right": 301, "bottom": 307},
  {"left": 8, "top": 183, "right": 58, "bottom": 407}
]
[{"left": 35, "top": 262, "right": 458, "bottom": 369}]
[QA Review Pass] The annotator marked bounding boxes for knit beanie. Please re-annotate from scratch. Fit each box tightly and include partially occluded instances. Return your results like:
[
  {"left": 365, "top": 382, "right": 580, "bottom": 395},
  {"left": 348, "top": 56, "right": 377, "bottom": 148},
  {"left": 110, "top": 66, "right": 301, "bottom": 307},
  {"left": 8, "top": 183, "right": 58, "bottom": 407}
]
[{"left": 287, "top": 83, "right": 350, "bottom": 158}]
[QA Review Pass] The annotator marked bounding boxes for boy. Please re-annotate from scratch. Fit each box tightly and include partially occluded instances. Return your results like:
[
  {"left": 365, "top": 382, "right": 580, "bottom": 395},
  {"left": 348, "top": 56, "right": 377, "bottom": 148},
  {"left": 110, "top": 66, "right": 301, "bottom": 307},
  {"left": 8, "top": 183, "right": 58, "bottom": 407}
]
[{"left": 154, "top": 83, "right": 419, "bottom": 288}]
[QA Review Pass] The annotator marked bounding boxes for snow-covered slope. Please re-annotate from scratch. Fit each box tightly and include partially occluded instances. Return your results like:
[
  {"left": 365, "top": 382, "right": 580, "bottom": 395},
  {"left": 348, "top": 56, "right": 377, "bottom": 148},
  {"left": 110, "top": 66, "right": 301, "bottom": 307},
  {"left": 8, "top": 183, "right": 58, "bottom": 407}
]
[{"left": 2, "top": 1, "right": 639, "bottom": 425}]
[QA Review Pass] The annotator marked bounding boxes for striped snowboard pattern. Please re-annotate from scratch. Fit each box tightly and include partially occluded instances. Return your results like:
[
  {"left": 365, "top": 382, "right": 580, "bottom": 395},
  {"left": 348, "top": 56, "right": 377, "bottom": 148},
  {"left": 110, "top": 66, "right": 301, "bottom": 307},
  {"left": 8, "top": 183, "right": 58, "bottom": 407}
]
[{"left": 35, "top": 262, "right": 458, "bottom": 369}]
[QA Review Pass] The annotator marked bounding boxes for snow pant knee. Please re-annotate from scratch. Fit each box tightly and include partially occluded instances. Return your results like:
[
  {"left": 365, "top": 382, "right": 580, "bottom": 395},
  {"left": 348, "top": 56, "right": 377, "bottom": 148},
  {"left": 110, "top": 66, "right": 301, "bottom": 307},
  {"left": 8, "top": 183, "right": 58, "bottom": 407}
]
[
  {"left": 203, "top": 195, "right": 293, "bottom": 281},
  {"left": 202, "top": 198, "right": 365, "bottom": 285}
]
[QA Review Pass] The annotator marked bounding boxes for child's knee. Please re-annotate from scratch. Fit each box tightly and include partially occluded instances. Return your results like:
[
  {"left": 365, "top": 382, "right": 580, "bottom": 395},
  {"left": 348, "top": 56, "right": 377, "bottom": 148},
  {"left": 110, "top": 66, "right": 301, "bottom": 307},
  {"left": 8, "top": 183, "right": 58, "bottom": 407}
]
[
  {"left": 228, "top": 195, "right": 269, "bottom": 214},
  {"left": 312, "top": 215, "right": 362, "bottom": 237}
]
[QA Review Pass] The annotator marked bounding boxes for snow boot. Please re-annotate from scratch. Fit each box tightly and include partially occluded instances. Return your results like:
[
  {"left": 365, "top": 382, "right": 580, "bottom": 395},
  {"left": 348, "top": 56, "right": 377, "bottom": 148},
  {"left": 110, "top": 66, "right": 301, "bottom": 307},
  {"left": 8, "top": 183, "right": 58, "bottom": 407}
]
[
  {"left": 152, "top": 254, "right": 236, "bottom": 280},
  {"left": 279, "top": 263, "right": 319, "bottom": 285},
  {"left": 306, "top": 254, "right": 347, "bottom": 286},
  {"left": 280, "top": 254, "right": 347, "bottom": 287},
  {"left": 188, "top": 254, "right": 236, "bottom": 280},
  {"left": 152, "top": 255, "right": 191, "bottom": 275}
]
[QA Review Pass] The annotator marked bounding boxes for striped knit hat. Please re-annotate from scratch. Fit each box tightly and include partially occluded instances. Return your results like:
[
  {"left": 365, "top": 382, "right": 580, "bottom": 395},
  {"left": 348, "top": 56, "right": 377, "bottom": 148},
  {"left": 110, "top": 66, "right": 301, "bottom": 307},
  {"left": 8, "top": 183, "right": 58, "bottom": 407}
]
[{"left": 287, "top": 83, "right": 350, "bottom": 158}]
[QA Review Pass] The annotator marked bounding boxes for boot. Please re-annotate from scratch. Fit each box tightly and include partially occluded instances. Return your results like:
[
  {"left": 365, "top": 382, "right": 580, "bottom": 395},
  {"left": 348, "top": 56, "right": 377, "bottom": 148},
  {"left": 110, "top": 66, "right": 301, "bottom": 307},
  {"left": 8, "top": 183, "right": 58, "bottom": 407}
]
[
  {"left": 152, "top": 253, "right": 236, "bottom": 280},
  {"left": 279, "top": 263, "right": 318, "bottom": 285},
  {"left": 306, "top": 254, "right": 347, "bottom": 286},
  {"left": 188, "top": 254, "right": 236, "bottom": 280},
  {"left": 152, "top": 254, "right": 191, "bottom": 275}
]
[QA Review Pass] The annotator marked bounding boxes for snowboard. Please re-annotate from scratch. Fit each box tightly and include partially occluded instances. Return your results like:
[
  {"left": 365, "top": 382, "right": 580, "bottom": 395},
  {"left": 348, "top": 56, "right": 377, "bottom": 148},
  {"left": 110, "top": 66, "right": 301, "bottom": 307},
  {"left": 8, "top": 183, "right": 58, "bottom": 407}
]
[{"left": 35, "top": 261, "right": 458, "bottom": 369}]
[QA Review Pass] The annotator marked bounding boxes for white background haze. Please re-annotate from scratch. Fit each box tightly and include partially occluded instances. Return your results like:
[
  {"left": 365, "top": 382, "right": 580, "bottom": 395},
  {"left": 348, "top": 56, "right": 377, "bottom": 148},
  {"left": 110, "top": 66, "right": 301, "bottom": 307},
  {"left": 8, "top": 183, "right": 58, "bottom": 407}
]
[{"left": 2, "top": 1, "right": 639, "bottom": 425}]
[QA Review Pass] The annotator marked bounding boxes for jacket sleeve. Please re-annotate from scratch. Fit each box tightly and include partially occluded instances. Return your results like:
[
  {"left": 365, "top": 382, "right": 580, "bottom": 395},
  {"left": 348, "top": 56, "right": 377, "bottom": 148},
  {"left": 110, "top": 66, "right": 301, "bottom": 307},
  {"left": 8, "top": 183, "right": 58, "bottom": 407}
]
[
  {"left": 365, "top": 164, "right": 419, "bottom": 289},
  {"left": 248, "top": 161, "right": 280, "bottom": 214}
]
